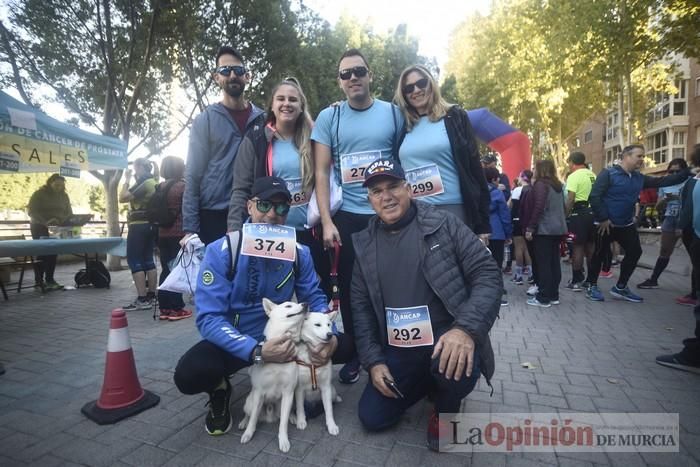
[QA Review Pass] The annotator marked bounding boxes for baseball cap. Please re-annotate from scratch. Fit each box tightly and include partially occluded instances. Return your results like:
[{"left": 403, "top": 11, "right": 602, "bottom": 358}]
[
  {"left": 481, "top": 154, "right": 498, "bottom": 164},
  {"left": 362, "top": 158, "right": 405, "bottom": 187},
  {"left": 250, "top": 176, "right": 292, "bottom": 201}
]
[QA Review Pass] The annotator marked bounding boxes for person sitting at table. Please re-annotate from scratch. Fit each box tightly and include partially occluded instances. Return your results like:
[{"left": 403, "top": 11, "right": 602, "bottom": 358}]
[
  {"left": 27, "top": 174, "right": 73, "bottom": 291},
  {"left": 119, "top": 158, "right": 159, "bottom": 311}
]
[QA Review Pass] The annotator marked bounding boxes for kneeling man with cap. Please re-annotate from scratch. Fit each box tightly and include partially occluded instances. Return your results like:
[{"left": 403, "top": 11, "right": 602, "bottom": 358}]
[{"left": 351, "top": 159, "right": 501, "bottom": 450}]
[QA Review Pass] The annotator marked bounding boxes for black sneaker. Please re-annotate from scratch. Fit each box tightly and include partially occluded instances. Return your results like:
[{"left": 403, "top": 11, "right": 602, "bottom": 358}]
[
  {"left": 656, "top": 353, "right": 700, "bottom": 374},
  {"left": 637, "top": 279, "right": 659, "bottom": 289},
  {"left": 205, "top": 379, "right": 232, "bottom": 435},
  {"left": 339, "top": 357, "right": 361, "bottom": 384}
]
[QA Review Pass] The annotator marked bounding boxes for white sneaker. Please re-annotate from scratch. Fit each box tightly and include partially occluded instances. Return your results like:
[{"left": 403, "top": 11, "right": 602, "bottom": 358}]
[{"left": 526, "top": 285, "right": 538, "bottom": 296}]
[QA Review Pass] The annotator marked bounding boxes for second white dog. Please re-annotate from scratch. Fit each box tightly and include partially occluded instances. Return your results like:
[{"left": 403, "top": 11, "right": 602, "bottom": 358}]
[{"left": 294, "top": 310, "right": 341, "bottom": 435}]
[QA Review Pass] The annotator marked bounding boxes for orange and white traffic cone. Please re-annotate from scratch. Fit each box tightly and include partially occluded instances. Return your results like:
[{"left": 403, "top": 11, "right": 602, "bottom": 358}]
[{"left": 81, "top": 309, "right": 159, "bottom": 424}]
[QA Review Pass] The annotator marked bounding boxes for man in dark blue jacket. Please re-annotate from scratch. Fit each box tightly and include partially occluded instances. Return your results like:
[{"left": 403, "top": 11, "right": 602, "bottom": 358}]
[
  {"left": 174, "top": 177, "right": 350, "bottom": 436},
  {"left": 586, "top": 144, "right": 690, "bottom": 302},
  {"left": 351, "top": 159, "right": 501, "bottom": 451}
]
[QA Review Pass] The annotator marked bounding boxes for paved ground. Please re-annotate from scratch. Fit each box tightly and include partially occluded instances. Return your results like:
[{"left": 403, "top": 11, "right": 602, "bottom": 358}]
[{"left": 0, "top": 253, "right": 698, "bottom": 467}]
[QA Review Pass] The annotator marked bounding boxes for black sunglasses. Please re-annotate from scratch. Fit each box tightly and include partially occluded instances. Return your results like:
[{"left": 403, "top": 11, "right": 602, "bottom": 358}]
[
  {"left": 338, "top": 66, "right": 369, "bottom": 80},
  {"left": 216, "top": 65, "right": 246, "bottom": 77},
  {"left": 402, "top": 77, "right": 429, "bottom": 95},
  {"left": 255, "top": 199, "right": 290, "bottom": 216}
]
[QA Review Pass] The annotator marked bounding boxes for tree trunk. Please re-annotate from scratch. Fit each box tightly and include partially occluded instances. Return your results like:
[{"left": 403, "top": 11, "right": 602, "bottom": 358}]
[
  {"left": 102, "top": 170, "right": 124, "bottom": 270},
  {"left": 617, "top": 79, "right": 627, "bottom": 148},
  {"left": 624, "top": 71, "right": 635, "bottom": 144}
]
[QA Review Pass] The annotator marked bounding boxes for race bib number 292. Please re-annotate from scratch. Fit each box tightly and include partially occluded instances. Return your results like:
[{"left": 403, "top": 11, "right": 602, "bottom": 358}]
[
  {"left": 241, "top": 223, "right": 296, "bottom": 262},
  {"left": 385, "top": 305, "right": 434, "bottom": 348}
]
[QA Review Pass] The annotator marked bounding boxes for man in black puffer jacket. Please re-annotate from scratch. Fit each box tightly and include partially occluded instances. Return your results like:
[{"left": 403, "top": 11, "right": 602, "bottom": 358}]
[{"left": 351, "top": 158, "right": 501, "bottom": 451}]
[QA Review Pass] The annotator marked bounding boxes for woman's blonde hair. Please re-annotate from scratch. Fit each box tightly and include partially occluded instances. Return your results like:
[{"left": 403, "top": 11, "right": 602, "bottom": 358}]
[
  {"left": 266, "top": 79, "right": 314, "bottom": 193},
  {"left": 394, "top": 64, "right": 451, "bottom": 131}
]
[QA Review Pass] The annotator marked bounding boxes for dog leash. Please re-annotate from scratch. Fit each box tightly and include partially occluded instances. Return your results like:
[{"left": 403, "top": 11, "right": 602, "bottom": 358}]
[
  {"left": 329, "top": 241, "right": 340, "bottom": 312},
  {"left": 295, "top": 359, "right": 318, "bottom": 390}
]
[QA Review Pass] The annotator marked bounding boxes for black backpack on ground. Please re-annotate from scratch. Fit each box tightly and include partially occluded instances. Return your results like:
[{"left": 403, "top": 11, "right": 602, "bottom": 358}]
[
  {"left": 74, "top": 260, "right": 111, "bottom": 288},
  {"left": 146, "top": 180, "right": 178, "bottom": 227}
]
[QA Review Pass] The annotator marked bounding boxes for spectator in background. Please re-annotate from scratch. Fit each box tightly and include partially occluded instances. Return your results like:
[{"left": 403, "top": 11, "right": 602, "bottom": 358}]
[
  {"left": 484, "top": 166, "right": 512, "bottom": 306},
  {"left": 27, "top": 174, "right": 73, "bottom": 291},
  {"left": 120, "top": 158, "right": 159, "bottom": 311},
  {"left": 509, "top": 170, "right": 533, "bottom": 285},
  {"left": 523, "top": 160, "right": 567, "bottom": 308},
  {"left": 657, "top": 144, "right": 700, "bottom": 374},
  {"left": 586, "top": 144, "right": 690, "bottom": 302},
  {"left": 157, "top": 156, "right": 192, "bottom": 321},
  {"left": 481, "top": 154, "right": 511, "bottom": 203},
  {"left": 638, "top": 158, "right": 691, "bottom": 290},
  {"left": 564, "top": 152, "right": 597, "bottom": 291}
]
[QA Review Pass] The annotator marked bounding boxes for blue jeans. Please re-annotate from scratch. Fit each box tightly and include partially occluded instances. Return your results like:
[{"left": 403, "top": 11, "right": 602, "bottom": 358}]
[{"left": 358, "top": 329, "right": 481, "bottom": 431}]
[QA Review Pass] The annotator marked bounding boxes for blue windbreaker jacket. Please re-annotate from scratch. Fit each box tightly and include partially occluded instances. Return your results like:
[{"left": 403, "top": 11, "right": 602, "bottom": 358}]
[{"left": 194, "top": 234, "right": 328, "bottom": 361}]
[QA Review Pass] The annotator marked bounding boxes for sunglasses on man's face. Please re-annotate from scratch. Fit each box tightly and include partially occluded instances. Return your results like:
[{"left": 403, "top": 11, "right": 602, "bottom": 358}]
[
  {"left": 338, "top": 66, "right": 369, "bottom": 81},
  {"left": 216, "top": 65, "right": 246, "bottom": 77},
  {"left": 255, "top": 199, "right": 290, "bottom": 216},
  {"left": 402, "top": 77, "right": 429, "bottom": 95}
]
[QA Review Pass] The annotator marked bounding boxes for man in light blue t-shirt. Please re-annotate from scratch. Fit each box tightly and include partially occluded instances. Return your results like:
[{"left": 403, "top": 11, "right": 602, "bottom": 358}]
[{"left": 311, "top": 48, "right": 403, "bottom": 385}]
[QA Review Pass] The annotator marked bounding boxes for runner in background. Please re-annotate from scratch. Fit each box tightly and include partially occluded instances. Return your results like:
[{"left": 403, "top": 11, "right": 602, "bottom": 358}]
[{"left": 508, "top": 170, "right": 533, "bottom": 285}]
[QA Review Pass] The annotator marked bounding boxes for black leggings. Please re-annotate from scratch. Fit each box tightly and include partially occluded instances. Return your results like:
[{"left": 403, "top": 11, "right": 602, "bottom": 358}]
[
  {"left": 588, "top": 225, "right": 642, "bottom": 287},
  {"left": 174, "top": 333, "right": 355, "bottom": 395},
  {"left": 330, "top": 210, "right": 372, "bottom": 341}
]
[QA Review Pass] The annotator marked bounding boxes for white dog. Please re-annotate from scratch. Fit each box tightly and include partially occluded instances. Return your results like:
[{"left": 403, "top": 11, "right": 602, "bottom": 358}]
[
  {"left": 239, "top": 298, "right": 307, "bottom": 452},
  {"left": 294, "top": 310, "right": 341, "bottom": 435}
]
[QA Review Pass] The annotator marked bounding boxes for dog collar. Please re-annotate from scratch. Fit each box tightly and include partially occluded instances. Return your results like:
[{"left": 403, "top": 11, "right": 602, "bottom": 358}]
[{"left": 295, "top": 359, "right": 318, "bottom": 390}]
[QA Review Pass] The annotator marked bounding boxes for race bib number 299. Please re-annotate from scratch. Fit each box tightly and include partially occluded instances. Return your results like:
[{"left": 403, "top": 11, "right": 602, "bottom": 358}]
[{"left": 241, "top": 223, "right": 296, "bottom": 262}]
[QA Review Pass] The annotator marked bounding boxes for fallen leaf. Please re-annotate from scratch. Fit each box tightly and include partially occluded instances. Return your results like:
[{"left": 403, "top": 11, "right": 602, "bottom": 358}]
[
  {"left": 665, "top": 327, "right": 673, "bottom": 331},
  {"left": 521, "top": 362, "right": 537, "bottom": 369},
  {"left": 607, "top": 378, "right": 619, "bottom": 384}
]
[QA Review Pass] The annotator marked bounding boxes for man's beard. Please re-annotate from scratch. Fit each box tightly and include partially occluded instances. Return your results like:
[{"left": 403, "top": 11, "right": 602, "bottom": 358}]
[{"left": 223, "top": 79, "right": 245, "bottom": 98}]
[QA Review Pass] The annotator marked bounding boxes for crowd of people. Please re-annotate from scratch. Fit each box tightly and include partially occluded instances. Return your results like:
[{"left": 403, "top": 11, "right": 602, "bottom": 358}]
[{"left": 49, "top": 44, "right": 696, "bottom": 451}]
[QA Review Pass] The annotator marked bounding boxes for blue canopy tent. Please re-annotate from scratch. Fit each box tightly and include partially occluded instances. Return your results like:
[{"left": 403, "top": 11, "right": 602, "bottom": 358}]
[{"left": 0, "top": 91, "right": 127, "bottom": 177}]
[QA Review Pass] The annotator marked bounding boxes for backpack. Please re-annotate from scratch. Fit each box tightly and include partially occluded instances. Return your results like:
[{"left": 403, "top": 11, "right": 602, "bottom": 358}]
[
  {"left": 74, "top": 260, "right": 111, "bottom": 288},
  {"left": 146, "top": 180, "right": 178, "bottom": 227}
]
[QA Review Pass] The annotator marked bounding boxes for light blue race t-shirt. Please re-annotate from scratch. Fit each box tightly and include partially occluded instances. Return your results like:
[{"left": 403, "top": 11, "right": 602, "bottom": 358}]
[
  {"left": 271, "top": 139, "right": 308, "bottom": 231},
  {"left": 311, "top": 100, "right": 402, "bottom": 215},
  {"left": 658, "top": 181, "right": 685, "bottom": 218},
  {"left": 398, "top": 116, "right": 462, "bottom": 205}
]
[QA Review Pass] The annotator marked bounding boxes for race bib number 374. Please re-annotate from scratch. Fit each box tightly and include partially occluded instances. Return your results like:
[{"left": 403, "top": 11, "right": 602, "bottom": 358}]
[
  {"left": 385, "top": 305, "right": 434, "bottom": 348},
  {"left": 241, "top": 223, "right": 296, "bottom": 262}
]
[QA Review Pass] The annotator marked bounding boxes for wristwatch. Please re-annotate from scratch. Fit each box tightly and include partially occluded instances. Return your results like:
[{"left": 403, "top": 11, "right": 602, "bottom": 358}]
[{"left": 253, "top": 343, "right": 264, "bottom": 365}]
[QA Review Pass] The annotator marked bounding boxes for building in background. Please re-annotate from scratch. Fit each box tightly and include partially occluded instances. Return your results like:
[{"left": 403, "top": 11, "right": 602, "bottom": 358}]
[{"left": 568, "top": 57, "right": 700, "bottom": 175}]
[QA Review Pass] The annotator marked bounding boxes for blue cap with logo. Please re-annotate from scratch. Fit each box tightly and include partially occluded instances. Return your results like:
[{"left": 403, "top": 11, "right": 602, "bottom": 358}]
[{"left": 362, "top": 158, "right": 405, "bottom": 187}]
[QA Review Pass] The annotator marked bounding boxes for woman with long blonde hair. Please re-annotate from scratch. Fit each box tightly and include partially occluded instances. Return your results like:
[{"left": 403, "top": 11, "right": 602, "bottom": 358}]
[
  {"left": 394, "top": 64, "right": 491, "bottom": 240},
  {"left": 228, "top": 78, "right": 329, "bottom": 292}
]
